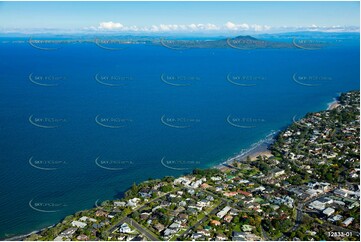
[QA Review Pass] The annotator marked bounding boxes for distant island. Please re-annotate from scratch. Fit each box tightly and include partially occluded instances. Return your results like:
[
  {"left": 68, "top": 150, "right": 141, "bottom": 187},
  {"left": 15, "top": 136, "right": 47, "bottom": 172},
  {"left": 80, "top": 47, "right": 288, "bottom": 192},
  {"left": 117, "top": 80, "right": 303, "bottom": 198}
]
[
  {"left": 17, "top": 90, "right": 360, "bottom": 241},
  {"left": 2, "top": 35, "right": 298, "bottom": 50},
  {"left": 2, "top": 32, "right": 358, "bottom": 50},
  {"left": 158, "top": 35, "right": 295, "bottom": 49}
]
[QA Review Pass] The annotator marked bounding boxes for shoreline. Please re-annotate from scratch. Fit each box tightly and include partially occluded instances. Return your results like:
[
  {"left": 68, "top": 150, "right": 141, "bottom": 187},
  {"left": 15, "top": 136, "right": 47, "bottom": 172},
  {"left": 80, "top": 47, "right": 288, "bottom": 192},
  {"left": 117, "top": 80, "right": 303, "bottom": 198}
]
[
  {"left": 4, "top": 132, "right": 278, "bottom": 241},
  {"left": 215, "top": 130, "right": 278, "bottom": 171},
  {"left": 5, "top": 131, "right": 279, "bottom": 241},
  {"left": 6, "top": 224, "right": 55, "bottom": 241},
  {"left": 218, "top": 95, "right": 341, "bottom": 171},
  {"left": 327, "top": 98, "right": 340, "bottom": 110},
  {"left": 5, "top": 96, "right": 341, "bottom": 241}
]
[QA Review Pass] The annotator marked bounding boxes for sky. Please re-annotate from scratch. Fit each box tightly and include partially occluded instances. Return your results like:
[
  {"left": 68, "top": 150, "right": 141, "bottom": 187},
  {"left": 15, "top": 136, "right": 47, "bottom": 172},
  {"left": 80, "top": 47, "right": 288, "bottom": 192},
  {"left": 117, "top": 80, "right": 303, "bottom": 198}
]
[{"left": 0, "top": 1, "right": 359, "bottom": 34}]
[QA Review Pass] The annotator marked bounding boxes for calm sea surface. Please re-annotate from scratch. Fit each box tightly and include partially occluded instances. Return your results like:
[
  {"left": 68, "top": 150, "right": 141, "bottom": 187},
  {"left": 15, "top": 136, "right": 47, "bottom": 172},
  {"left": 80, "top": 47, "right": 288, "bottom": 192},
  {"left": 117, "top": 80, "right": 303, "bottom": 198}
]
[{"left": 0, "top": 36, "right": 359, "bottom": 238}]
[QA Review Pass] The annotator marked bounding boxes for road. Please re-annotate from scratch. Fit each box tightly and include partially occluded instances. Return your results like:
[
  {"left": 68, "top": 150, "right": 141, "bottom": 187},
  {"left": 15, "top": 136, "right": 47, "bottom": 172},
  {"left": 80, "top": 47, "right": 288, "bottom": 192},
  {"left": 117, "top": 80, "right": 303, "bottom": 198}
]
[
  {"left": 276, "top": 202, "right": 304, "bottom": 241},
  {"left": 107, "top": 189, "right": 180, "bottom": 234},
  {"left": 178, "top": 186, "right": 258, "bottom": 240},
  {"left": 202, "top": 189, "right": 253, "bottom": 214},
  {"left": 125, "top": 217, "right": 159, "bottom": 241},
  {"left": 136, "top": 188, "right": 181, "bottom": 212},
  {"left": 294, "top": 202, "right": 304, "bottom": 228},
  {"left": 178, "top": 201, "right": 225, "bottom": 240},
  {"left": 318, "top": 222, "right": 360, "bottom": 238},
  {"left": 261, "top": 226, "right": 271, "bottom": 241},
  {"left": 109, "top": 217, "right": 128, "bottom": 234},
  {"left": 276, "top": 195, "right": 360, "bottom": 241},
  {"left": 108, "top": 216, "right": 159, "bottom": 240},
  {"left": 176, "top": 187, "right": 254, "bottom": 240}
]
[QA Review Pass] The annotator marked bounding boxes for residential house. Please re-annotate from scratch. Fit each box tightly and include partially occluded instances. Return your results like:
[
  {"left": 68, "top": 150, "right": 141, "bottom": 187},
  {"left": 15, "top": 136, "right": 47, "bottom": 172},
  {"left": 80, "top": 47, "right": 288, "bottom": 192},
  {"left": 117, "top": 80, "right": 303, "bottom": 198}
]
[
  {"left": 322, "top": 207, "right": 335, "bottom": 217},
  {"left": 119, "top": 223, "right": 132, "bottom": 234},
  {"left": 216, "top": 234, "right": 228, "bottom": 241},
  {"left": 210, "top": 220, "right": 221, "bottom": 226},
  {"left": 217, "top": 206, "right": 231, "bottom": 219},
  {"left": 71, "top": 221, "right": 87, "bottom": 229},
  {"left": 342, "top": 217, "right": 354, "bottom": 227},
  {"left": 153, "top": 223, "right": 165, "bottom": 233},
  {"left": 238, "top": 190, "right": 253, "bottom": 197}
]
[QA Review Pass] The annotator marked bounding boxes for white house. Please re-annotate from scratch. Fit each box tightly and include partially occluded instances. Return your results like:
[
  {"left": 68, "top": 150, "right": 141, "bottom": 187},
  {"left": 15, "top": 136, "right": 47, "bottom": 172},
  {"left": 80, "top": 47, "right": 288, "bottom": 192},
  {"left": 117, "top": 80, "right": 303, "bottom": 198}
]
[
  {"left": 119, "top": 223, "right": 132, "bottom": 234},
  {"left": 71, "top": 221, "right": 87, "bottom": 229},
  {"left": 197, "top": 199, "right": 210, "bottom": 207},
  {"left": 322, "top": 207, "right": 335, "bottom": 216},
  {"left": 217, "top": 206, "right": 231, "bottom": 219},
  {"left": 308, "top": 200, "right": 325, "bottom": 211},
  {"left": 328, "top": 214, "right": 343, "bottom": 222},
  {"left": 127, "top": 198, "right": 140, "bottom": 207},
  {"left": 342, "top": 217, "right": 354, "bottom": 227},
  {"left": 114, "top": 201, "right": 126, "bottom": 207}
]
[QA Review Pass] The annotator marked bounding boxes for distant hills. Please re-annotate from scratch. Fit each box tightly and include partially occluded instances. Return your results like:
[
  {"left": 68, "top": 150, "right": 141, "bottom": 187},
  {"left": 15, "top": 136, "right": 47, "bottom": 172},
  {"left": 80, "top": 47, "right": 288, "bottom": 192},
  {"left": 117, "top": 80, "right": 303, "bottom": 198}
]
[
  {"left": 1, "top": 32, "right": 359, "bottom": 49},
  {"left": 157, "top": 35, "right": 294, "bottom": 49}
]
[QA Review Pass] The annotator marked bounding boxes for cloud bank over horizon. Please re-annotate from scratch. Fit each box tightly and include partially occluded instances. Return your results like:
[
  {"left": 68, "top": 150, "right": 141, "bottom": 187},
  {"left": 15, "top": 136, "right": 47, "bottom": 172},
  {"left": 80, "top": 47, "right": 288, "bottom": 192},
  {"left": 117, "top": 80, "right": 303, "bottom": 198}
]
[
  {"left": 86, "top": 21, "right": 359, "bottom": 33},
  {"left": 1, "top": 21, "right": 359, "bottom": 35},
  {"left": 0, "top": 1, "right": 359, "bottom": 35}
]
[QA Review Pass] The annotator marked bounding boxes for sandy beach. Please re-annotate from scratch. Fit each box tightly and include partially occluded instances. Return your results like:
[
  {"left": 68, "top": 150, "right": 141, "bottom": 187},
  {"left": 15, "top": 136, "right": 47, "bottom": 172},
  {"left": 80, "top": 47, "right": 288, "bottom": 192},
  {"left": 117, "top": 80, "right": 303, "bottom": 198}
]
[
  {"left": 247, "top": 150, "right": 273, "bottom": 161},
  {"left": 216, "top": 131, "right": 277, "bottom": 171},
  {"left": 217, "top": 97, "right": 340, "bottom": 172},
  {"left": 327, "top": 99, "right": 340, "bottom": 110},
  {"left": 217, "top": 148, "right": 273, "bottom": 172}
]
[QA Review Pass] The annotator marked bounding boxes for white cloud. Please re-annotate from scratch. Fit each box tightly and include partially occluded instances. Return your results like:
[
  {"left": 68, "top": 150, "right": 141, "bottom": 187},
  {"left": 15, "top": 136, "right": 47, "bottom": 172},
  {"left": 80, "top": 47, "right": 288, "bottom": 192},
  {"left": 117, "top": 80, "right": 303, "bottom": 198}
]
[
  {"left": 289, "top": 25, "right": 360, "bottom": 33},
  {"left": 85, "top": 21, "right": 358, "bottom": 33},
  {"left": 224, "top": 22, "right": 271, "bottom": 31},
  {"left": 225, "top": 21, "right": 249, "bottom": 30},
  {"left": 98, "top": 21, "right": 124, "bottom": 30},
  {"left": 225, "top": 21, "right": 236, "bottom": 30},
  {"left": 150, "top": 23, "right": 220, "bottom": 32},
  {"left": 205, "top": 23, "right": 219, "bottom": 30},
  {"left": 251, "top": 24, "right": 271, "bottom": 32},
  {"left": 94, "top": 21, "right": 224, "bottom": 32}
]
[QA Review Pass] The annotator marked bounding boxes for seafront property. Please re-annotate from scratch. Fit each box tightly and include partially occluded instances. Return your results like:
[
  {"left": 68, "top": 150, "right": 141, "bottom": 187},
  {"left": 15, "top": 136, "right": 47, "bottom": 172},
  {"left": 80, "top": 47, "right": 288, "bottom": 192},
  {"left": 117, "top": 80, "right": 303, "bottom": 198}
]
[{"left": 22, "top": 91, "right": 360, "bottom": 241}]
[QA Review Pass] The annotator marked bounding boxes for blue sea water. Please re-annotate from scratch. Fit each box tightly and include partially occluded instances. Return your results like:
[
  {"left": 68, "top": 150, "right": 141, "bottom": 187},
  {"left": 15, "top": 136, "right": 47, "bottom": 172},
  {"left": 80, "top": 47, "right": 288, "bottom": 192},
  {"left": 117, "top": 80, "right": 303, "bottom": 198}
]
[{"left": 0, "top": 36, "right": 359, "bottom": 238}]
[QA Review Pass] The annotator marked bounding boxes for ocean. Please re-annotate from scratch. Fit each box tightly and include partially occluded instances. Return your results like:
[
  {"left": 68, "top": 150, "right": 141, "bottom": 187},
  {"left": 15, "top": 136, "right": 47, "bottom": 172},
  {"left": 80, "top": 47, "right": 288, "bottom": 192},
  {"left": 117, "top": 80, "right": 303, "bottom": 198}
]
[{"left": 0, "top": 35, "right": 359, "bottom": 238}]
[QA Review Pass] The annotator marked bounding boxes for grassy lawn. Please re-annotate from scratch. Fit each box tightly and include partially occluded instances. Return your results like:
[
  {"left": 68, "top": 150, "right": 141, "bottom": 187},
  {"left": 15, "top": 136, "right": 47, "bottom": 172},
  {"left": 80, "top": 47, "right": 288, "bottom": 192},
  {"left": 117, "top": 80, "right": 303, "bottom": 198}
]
[
  {"left": 147, "top": 227, "right": 161, "bottom": 240},
  {"left": 292, "top": 207, "right": 297, "bottom": 220},
  {"left": 233, "top": 224, "right": 242, "bottom": 232},
  {"left": 170, "top": 229, "right": 186, "bottom": 241},
  {"left": 204, "top": 201, "right": 221, "bottom": 215},
  {"left": 254, "top": 197, "right": 264, "bottom": 203},
  {"left": 197, "top": 213, "right": 206, "bottom": 221},
  {"left": 139, "top": 225, "right": 160, "bottom": 240}
]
